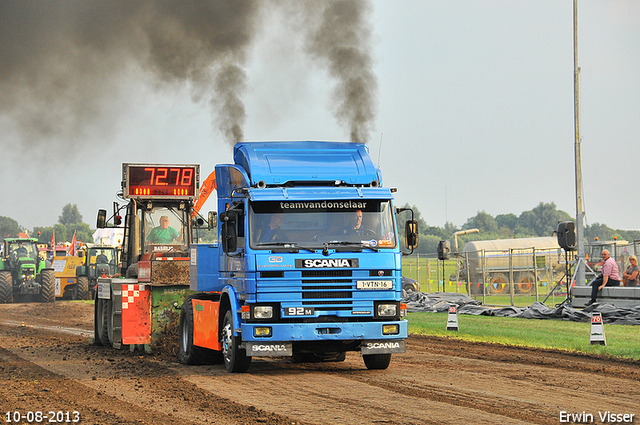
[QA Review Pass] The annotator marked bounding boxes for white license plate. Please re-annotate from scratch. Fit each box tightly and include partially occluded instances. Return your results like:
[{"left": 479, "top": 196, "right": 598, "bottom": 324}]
[{"left": 357, "top": 280, "right": 392, "bottom": 290}]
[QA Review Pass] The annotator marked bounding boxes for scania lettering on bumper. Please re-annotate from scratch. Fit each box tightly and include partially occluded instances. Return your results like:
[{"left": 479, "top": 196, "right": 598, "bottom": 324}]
[
  {"left": 246, "top": 342, "right": 293, "bottom": 357},
  {"left": 361, "top": 340, "right": 406, "bottom": 355}
]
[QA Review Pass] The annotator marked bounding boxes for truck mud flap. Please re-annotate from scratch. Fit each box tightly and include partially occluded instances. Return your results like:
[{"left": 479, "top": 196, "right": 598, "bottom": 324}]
[
  {"left": 360, "top": 340, "right": 406, "bottom": 355},
  {"left": 245, "top": 342, "right": 293, "bottom": 357}
]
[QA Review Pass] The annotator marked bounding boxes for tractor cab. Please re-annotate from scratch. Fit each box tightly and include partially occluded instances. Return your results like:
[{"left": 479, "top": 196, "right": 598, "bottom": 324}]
[
  {"left": 85, "top": 245, "right": 119, "bottom": 278},
  {"left": 142, "top": 205, "right": 190, "bottom": 257},
  {"left": 7, "top": 239, "right": 39, "bottom": 267},
  {"left": 77, "top": 244, "right": 120, "bottom": 299}
]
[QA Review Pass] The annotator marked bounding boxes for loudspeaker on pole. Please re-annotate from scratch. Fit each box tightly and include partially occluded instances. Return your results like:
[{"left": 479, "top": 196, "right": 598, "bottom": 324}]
[
  {"left": 437, "top": 240, "right": 451, "bottom": 260},
  {"left": 446, "top": 305, "right": 459, "bottom": 331},
  {"left": 589, "top": 312, "right": 606, "bottom": 345},
  {"left": 556, "top": 221, "right": 576, "bottom": 251}
]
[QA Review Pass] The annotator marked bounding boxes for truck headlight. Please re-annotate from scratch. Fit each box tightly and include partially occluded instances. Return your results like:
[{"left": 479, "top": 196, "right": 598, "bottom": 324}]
[
  {"left": 377, "top": 303, "right": 397, "bottom": 317},
  {"left": 253, "top": 305, "right": 273, "bottom": 319}
]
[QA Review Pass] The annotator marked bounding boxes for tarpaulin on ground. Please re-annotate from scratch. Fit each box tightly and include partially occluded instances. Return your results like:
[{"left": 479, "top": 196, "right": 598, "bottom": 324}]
[{"left": 402, "top": 291, "right": 640, "bottom": 325}]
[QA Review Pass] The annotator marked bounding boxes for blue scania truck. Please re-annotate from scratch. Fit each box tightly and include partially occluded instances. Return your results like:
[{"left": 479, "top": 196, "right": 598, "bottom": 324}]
[
  {"left": 181, "top": 141, "right": 418, "bottom": 372},
  {"left": 94, "top": 141, "right": 417, "bottom": 373}
]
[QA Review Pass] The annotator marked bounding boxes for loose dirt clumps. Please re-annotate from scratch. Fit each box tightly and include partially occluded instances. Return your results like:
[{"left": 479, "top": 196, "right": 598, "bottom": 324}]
[{"left": 1, "top": 301, "right": 638, "bottom": 425}]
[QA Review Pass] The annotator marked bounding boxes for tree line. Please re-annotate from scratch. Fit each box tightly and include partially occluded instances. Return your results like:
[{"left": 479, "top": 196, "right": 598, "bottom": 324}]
[
  {"left": 0, "top": 204, "right": 93, "bottom": 245},
  {"left": 399, "top": 201, "right": 640, "bottom": 255},
  {"left": 2, "top": 201, "right": 638, "bottom": 254}
]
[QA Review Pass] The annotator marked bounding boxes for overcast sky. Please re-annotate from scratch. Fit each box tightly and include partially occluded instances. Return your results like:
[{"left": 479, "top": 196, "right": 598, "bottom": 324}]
[{"left": 1, "top": 0, "right": 639, "bottom": 236}]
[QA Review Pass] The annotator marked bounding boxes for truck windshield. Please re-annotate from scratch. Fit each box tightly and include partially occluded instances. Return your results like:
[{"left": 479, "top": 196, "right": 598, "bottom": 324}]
[{"left": 249, "top": 200, "right": 396, "bottom": 249}]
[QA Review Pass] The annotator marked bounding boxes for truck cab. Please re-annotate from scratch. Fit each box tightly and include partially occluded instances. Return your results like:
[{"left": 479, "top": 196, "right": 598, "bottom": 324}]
[{"left": 186, "top": 141, "right": 418, "bottom": 372}]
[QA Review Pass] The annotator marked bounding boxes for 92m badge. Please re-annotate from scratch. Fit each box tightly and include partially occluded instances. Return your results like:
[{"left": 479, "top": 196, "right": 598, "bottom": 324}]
[{"left": 284, "top": 307, "right": 315, "bottom": 316}]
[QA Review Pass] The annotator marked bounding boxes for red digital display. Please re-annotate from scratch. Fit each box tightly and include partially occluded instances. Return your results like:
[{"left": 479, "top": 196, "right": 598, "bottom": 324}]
[{"left": 124, "top": 164, "right": 199, "bottom": 199}]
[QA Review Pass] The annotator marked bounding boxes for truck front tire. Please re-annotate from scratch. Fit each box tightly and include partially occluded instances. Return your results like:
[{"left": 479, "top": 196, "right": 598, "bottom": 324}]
[{"left": 221, "top": 310, "right": 251, "bottom": 373}]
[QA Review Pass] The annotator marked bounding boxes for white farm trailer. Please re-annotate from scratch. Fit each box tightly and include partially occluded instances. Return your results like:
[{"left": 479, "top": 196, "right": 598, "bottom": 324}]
[{"left": 462, "top": 237, "right": 565, "bottom": 296}]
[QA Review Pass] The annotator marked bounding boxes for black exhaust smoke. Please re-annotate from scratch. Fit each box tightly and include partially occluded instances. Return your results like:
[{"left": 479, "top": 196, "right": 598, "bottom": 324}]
[{"left": 0, "top": 0, "right": 376, "bottom": 148}]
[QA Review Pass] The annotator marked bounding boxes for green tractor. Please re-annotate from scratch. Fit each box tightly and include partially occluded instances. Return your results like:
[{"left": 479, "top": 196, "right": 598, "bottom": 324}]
[
  {"left": 0, "top": 238, "right": 56, "bottom": 303},
  {"left": 76, "top": 244, "right": 119, "bottom": 300}
]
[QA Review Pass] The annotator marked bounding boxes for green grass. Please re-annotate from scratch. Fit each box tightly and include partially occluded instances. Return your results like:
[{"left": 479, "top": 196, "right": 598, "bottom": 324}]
[
  {"left": 64, "top": 299, "right": 94, "bottom": 304},
  {"left": 466, "top": 294, "right": 567, "bottom": 308},
  {"left": 408, "top": 312, "right": 640, "bottom": 360}
]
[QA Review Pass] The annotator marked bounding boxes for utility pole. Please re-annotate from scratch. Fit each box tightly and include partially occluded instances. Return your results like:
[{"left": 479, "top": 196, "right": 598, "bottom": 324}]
[{"left": 574, "top": 0, "right": 586, "bottom": 286}]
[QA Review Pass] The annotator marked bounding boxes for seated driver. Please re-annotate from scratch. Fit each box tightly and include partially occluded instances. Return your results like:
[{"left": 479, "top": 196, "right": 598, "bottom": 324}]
[
  {"left": 96, "top": 250, "right": 109, "bottom": 264},
  {"left": 147, "top": 216, "right": 181, "bottom": 244},
  {"left": 16, "top": 243, "right": 28, "bottom": 258},
  {"left": 346, "top": 210, "right": 365, "bottom": 236}
]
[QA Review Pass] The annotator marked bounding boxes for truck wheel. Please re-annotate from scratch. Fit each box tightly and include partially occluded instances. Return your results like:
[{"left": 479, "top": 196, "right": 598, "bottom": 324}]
[
  {"left": 179, "top": 296, "right": 223, "bottom": 365},
  {"left": 0, "top": 271, "right": 13, "bottom": 303},
  {"left": 363, "top": 353, "right": 392, "bottom": 370},
  {"left": 515, "top": 272, "right": 535, "bottom": 295},
  {"left": 75, "top": 276, "right": 90, "bottom": 300},
  {"left": 489, "top": 273, "right": 509, "bottom": 295},
  {"left": 221, "top": 310, "right": 251, "bottom": 373},
  {"left": 37, "top": 270, "right": 55, "bottom": 303},
  {"left": 95, "top": 298, "right": 110, "bottom": 346}
]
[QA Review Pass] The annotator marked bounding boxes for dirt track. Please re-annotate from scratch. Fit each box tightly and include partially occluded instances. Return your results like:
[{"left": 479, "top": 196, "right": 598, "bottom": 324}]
[{"left": 1, "top": 301, "right": 638, "bottom": 425}]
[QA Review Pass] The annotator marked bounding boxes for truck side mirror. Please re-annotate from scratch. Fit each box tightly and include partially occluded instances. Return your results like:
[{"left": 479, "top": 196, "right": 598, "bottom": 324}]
[
  {"left": 97, "top": 209, "right": 107, "bottom": 229},
  {"left": 220, "top": 211, "right": 237, "bottom": 253},
  {"left": 208, "top": 211, "right": 218, "bottom": 230},
  {"left": 405, "top": 220, "right": 418, "bottom": 251},
  {"left": 221, "top": 221, "right": 237, "bottom": 253}
]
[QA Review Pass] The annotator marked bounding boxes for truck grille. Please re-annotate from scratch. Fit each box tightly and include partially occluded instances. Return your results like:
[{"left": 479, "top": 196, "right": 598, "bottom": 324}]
[
  {"left": 257, "top": 265, "right": 394, "bottom": 314},
  {"left": 303, "top": 291, "right": 351, "bottom": 299},
  {"left": 300, "top": 271, "right": 354, "bottom": 311},
  {"left": 302, "top": 270, "right": 352, "bottom": 278}
]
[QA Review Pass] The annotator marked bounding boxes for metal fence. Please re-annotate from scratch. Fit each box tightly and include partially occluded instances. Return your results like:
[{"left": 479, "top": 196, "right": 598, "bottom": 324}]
[
  {"left": 459, "top": 246, "right": 569, "bottom": 305},
  {"left": 402, "top": 248, "right": 569, "bottom": 307},
  {"left": 403, "top": 240, "right": 640, "bottom": 307}
]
